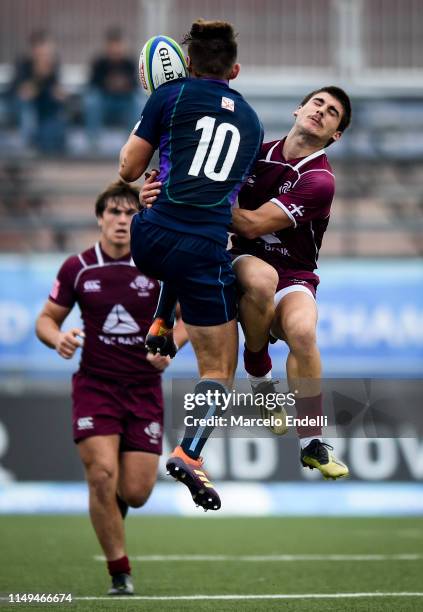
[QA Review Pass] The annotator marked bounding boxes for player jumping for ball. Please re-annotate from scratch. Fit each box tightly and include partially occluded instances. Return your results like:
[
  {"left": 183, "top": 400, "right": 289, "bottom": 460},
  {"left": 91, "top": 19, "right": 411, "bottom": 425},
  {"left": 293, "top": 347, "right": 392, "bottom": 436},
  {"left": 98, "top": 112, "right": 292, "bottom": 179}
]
[
  {"left": 143, "top": 87, "right": 352, "bottom": 480},
  {"left": 231, "top": 87, "right": 351, "bottom": 479},
  {"left": 119, "top": 20, "right": 263, "bottom": 510}
]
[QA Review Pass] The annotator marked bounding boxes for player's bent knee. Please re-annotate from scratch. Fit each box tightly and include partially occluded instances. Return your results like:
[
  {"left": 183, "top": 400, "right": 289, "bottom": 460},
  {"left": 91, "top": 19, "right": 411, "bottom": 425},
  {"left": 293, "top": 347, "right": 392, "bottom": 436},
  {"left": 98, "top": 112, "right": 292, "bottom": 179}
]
[
  {"left": 286, "top": 325, "right": 317, "bottom": 353},
  {"left": 122, "top": 485, "right": 154, "bottom": 508},
  {"left": 241, "top": 270, "right": 278, "bottom": 300},
  {"left": 124, "top": 493, "right": 148, "bottom": 509}
]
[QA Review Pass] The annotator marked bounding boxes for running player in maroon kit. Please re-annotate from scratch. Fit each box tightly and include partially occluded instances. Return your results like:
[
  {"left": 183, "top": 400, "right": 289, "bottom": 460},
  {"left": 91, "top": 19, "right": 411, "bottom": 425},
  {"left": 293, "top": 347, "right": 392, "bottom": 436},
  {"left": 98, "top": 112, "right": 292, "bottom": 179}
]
[
  {"left": 36, "top": 181, "right": 187, "bottom": 596},
  {"left": 143, "top": 87, "right": 351, "bottom": 479}
]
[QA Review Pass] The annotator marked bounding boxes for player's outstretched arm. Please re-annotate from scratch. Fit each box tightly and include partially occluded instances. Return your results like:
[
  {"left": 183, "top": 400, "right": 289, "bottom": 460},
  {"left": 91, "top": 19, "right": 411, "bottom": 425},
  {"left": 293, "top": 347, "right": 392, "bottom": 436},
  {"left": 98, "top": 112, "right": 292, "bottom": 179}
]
[
  {"left": 231, "top": 201, "right": 293, "bottom": 239},
  {"left": 35, "top": 300, "right": 84, "bottom": 360},
  {"left": 119, "top": 135, "right": 154, "bottom": 183}
]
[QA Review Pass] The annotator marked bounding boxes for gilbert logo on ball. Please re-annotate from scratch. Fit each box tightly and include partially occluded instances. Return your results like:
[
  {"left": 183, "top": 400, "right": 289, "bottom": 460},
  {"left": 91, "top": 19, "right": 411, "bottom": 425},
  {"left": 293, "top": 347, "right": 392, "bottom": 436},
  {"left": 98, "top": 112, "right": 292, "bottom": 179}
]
[{"left": 139, "top": 35, "right": 188, "bottom": 95}]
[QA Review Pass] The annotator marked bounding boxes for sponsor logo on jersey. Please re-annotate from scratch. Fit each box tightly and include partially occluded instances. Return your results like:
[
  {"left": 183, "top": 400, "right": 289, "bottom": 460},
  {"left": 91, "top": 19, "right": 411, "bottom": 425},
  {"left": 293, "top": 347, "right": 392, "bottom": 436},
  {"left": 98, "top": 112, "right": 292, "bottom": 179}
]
[
  {"left": 84, "top": 280, "right": 101, "bottom": 292},
  {"left": 292, "top": 279, "right": 307, "bottom": 285},
  {"left": 264, "top": 244, "right": 290, "bottom": 256},
  {"left": 50, "top": 278, "right": 60, "bottom": 300},
  {"left": 221, "top": 97, "right": 235, "bottom": 112},
  {"left": 246, "top": 175, "right": 256, "bottom": 186},
  {"left": 102, "top": 304, "right": 140, "bottom": 334},
  {"left": 98, "top": 335, "right": 145, "bottom": 346},
  {"left": 288, "top": 203, "right": 305, "bottom": 217},
  {"left": 130, "top": 275, "right": 156, "bottom": 297},
  {"left": 77, "top": 417, "right": 94, "bottom": 430},
  {"left": 144, "top": 421, "right": 161, "bottom": 444}
]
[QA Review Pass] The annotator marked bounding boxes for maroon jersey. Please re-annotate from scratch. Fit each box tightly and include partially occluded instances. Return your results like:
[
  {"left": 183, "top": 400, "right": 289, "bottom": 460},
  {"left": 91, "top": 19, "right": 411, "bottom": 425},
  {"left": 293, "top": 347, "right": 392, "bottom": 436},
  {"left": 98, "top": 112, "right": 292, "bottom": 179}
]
[
  {"left": 49, "top": 242, "right": 161, "bottom": 384},
  {"left": 232, "top": 139, "right": 335, "bottom": 275}
]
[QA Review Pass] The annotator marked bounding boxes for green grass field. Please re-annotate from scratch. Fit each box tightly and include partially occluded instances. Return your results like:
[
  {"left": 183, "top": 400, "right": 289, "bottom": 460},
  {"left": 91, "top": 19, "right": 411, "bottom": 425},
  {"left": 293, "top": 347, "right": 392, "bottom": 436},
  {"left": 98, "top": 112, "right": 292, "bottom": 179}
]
[{"left": 1, "top": 516, "right": 422, "bottom": 611}]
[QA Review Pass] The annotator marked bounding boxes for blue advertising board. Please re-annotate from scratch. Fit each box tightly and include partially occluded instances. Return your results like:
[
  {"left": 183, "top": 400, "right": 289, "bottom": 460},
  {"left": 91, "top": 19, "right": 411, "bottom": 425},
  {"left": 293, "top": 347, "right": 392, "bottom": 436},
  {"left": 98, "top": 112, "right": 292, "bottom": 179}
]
[{"left": 0, "top": 256, "right": 421, "bottom": 378}]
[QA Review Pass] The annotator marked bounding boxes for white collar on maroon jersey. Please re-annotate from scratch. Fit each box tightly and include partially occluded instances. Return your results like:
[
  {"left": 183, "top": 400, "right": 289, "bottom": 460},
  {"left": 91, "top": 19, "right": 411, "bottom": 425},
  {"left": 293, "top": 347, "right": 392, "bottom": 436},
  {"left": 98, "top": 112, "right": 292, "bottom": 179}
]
[
  {"left": 265, "top": 141, "right": 281, "bottom": 161},
  {"left": 265, "top": 141, "right": 325, "bottom": 170},
  {"left": 95, "top": 242, "right": 104, "bottom": 265},
  {"left": 95, "top": 241, "right": 136, "bottom": 266},
  {"left": 293, "top": 148, "right": 325, "bottom": 170}
]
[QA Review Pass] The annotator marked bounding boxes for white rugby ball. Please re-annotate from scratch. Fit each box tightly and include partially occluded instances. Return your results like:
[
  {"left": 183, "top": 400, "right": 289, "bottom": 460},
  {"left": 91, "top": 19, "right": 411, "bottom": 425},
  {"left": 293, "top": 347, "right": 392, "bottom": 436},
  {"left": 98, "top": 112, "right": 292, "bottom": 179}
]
[{"left": 139, "top": 35, "right": 188, "bottom": 96}]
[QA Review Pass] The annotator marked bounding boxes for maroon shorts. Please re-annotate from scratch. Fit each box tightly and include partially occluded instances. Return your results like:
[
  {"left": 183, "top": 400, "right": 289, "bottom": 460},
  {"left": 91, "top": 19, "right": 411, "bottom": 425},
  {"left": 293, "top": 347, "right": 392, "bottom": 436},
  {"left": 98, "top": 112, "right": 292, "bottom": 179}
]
[
  {"left": 231, "top": 252, "right": 319, "bottom": 304},
  {"left": 71, "top": 371, "right": 164, "bottom": 454},
  {"left": 274, "top": 273, "right": 318, "bottom": 305}
]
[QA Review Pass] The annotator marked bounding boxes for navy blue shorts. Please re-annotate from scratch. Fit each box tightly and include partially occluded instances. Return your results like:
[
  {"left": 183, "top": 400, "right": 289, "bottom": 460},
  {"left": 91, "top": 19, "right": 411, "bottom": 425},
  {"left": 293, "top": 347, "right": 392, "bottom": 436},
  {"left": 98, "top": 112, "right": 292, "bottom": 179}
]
[{"left": 131, "top": 215, "right": 237, "bottom": 326}]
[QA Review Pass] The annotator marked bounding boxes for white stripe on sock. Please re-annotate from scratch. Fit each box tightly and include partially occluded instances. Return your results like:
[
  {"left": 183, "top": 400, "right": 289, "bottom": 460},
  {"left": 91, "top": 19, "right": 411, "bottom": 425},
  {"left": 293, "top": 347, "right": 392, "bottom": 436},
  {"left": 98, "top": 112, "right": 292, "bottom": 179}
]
[{"left": 247, "top": 372, "right": 272, "bottom": 387}]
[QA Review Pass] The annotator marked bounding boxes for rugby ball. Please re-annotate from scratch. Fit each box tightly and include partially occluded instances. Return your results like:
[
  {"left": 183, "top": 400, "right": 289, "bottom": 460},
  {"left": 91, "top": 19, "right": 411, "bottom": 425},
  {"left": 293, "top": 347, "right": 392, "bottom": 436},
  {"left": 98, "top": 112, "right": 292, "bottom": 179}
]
[{"left": 139, "top": 35, "right": 188, "bottom": 95}]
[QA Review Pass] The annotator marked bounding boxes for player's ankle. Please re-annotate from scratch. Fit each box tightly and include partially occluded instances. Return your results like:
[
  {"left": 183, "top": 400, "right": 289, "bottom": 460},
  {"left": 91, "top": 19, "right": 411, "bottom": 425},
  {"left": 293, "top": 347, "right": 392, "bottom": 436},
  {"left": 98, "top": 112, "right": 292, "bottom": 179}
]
[
  {"left": 299, "top": 436, "right": 323, "bottom": 450},
  {"left": 247, "top": 372, "right": 272, "bottom": 387},
  {"left": 173, "top": 445, "right": 201, "bottom": 464},
  {"left": 180, "top": 443, "right": 201, "bottom": 461},
  {"left": 107, "top": 555, "right": 131, "bottom": 577}
]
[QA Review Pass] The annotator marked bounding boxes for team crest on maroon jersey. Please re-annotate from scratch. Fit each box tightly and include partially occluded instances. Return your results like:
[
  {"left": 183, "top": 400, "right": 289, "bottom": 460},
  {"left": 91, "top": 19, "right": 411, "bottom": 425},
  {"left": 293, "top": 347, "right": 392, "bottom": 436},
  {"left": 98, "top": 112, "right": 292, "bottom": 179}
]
[
  {"left": 130, "top": 275, "right": 156, "bottom": 296},
  {"left": 280, "top": 181, "right": 292, "bottom": 194},
  {"left": 144, "top": 421, "right": 162, "bottom": 444}
]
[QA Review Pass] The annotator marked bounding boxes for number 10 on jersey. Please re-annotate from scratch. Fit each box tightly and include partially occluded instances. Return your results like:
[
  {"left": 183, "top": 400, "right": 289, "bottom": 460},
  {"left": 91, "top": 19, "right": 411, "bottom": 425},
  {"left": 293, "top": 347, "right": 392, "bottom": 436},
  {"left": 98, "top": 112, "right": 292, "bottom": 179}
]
[{"left": 188, "top": 116, "right": 241, "bottom": 182}]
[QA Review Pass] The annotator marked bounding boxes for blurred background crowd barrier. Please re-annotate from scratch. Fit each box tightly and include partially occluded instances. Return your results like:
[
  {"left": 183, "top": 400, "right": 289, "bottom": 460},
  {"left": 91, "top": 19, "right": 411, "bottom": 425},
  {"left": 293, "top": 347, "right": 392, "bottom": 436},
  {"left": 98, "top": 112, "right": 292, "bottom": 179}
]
[
  {"left": 0, "top": 0, "right": 422, "bottom": 256},
  {"left": 0, "top": 0, "right": 422, "bottom": 515}
]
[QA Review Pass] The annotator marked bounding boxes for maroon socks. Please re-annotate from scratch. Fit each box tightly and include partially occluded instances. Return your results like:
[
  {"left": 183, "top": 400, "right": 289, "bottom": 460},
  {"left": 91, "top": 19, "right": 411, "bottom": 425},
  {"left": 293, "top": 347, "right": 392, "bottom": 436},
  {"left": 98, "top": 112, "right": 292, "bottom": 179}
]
[
  {"left": 295, "top": 393, "right": 323, "bottom": 439},
  {"left": 244, "top": 343, "right": 272, "bottom": 377},
  {"left": 107, "top": 555, "right": 131, "bottom": 576}
]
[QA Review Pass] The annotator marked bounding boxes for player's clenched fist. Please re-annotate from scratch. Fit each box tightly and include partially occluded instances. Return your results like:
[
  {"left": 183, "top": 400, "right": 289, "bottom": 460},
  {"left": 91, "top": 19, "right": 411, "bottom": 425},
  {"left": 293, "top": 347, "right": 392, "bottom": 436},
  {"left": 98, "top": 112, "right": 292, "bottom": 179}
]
[
  {"left": 141, "top": 169, "right": 161, "bottom": 208},
  {"left": 55, "top": 328, "right": 85, "bottom": 359}
]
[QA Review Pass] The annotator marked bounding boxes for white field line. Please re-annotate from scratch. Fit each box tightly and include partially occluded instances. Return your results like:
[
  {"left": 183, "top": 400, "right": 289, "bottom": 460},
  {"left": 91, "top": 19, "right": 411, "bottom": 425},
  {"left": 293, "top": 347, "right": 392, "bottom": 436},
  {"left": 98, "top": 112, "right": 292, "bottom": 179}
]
[
  {"left": 94, "top": 553, "right": 423, "bottom": 562},
  {"left": 2, "top": 593, "right": 423, "bottom": 602},
  {"left": 6, "top": 593, "right": 421, "bottom": 602}
]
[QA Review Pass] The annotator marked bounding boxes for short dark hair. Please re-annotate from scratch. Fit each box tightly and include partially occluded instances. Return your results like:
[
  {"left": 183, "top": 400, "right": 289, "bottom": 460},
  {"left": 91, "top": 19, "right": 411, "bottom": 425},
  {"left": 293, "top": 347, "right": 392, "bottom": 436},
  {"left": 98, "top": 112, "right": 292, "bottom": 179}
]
[
  {"left": 95, "top": 181, "right": 140, "bottom": 217},
  {"left": 30, "top": 30, "right": 51, "bottom": 47},
  {"left": 300, "top": 86, "right": 352, "bottom": 146},
  {"left": 105, "top": 27, "right": 123, "bottom": 42},
  {"left": 182, "top": 19, "right": 237, "bottom": 78}
]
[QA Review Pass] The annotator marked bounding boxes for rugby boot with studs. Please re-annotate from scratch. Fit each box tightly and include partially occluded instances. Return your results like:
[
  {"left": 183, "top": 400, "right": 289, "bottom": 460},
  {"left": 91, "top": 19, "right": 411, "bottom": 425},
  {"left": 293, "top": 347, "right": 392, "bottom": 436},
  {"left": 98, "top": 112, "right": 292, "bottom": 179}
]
[{"left": 166, "top": 446, "right": 221, "bottom": 511}]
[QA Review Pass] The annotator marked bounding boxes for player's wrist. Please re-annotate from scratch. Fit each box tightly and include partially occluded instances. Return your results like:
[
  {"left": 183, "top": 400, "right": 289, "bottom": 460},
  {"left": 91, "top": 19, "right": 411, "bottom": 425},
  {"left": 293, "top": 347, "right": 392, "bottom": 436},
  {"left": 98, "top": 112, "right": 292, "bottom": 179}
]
[{"left": 53, "top": 331, "right": 64, "bottom": 352}]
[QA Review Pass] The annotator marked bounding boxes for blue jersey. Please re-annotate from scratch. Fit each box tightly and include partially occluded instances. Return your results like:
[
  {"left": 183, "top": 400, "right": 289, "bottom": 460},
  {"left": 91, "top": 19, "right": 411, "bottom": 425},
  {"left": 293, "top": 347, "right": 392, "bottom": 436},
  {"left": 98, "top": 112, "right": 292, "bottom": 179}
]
[{"left": 135, "top": 77, "right": 263, "bottom": 246}]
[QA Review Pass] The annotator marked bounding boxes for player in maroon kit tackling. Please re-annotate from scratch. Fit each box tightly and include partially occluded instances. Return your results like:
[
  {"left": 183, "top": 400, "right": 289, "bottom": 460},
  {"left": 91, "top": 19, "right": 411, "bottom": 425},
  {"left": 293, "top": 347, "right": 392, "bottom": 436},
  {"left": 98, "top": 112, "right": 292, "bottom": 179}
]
[
  {"left": 230, "top": 87, "right": 351, "bottom": 478},
  {"left": 36, "top": 181, "right": 187, "bottom": 596},
  {"left": 142, "top": 87, "right": 351, "bottom": 479}
]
